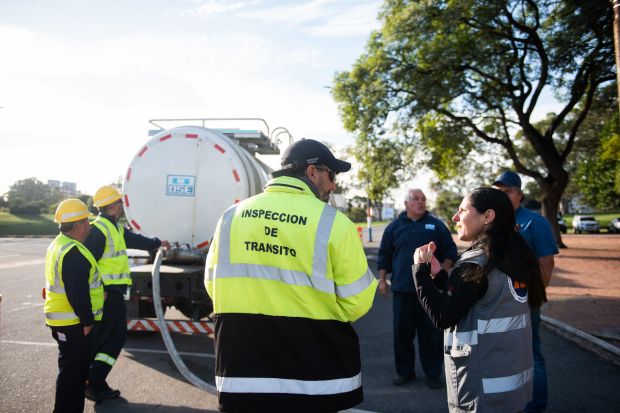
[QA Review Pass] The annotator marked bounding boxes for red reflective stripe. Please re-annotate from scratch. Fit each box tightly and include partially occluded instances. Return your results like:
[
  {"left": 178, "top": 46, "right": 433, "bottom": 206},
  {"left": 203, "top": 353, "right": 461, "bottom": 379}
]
[
  {"left": 131, "top": 220, "right": 141, "bottom": 230},
  {"left": 186, "top": 134, "right": 198, "bottom": 139},
  {"left": 214, "top": 144, "right": 226, "bottom": 153},
  {"left": 187, "top": 322, "right": 201, "bottom": 333},
  {"left": 232, "top": 170, "right": 240, "bottom": 182},
  {"left": 124, "top": 195, "right": 129, "bottom": 206},
  {"left": 197, "top": 240, "right": 210, "bottom": 249},
  {"left": 234, "top": 199, "right": 239, "bottom": 204},
  {"left": 138, "top": 146, "right": 148, "bottom": 157},
  {"left": 146, "top": 319, "right": 159, "bottom": 330},
  {"left": 173, "top": 321, "right": 185, "bottom": 332},
  {"left": 126, "top": 168, "right": 132, "bottom": 180},
  {"left": 160, "top": 134, "right": 172, "bottom": 142},
  {"left": 202, "top": 323, "right": 214, "bottom": 333}
]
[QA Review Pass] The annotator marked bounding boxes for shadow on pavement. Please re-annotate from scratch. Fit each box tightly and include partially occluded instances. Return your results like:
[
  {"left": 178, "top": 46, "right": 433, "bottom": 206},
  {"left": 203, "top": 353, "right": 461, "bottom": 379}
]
[{"left": 93, "top": 398, "right": 218, "bottom": 412}]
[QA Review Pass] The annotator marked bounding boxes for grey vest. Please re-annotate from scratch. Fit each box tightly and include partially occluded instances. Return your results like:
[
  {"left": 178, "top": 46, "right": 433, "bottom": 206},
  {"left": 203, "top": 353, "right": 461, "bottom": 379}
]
[{"left": 444, "top": 250, "right": 533, "bottom": 413}]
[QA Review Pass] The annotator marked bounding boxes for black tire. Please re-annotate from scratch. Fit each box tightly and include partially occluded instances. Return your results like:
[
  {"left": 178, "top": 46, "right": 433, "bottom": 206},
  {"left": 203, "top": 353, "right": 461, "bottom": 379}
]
[
  {"left": 562, "top": 229, "right": 567, "bottom": 234},
  {"left": 173, "top": 297, "right": 213, "bottom": 320}
]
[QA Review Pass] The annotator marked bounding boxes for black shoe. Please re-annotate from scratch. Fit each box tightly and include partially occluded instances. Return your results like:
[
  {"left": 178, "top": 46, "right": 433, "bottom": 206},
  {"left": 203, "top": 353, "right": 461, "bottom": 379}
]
[
  {"left": 427, "top": 376, "right": 444, "bottom": 389},
  {"left": 98, "top": 388, "right": 121, "bottom": 399},
  {"left": 85, "top": 383, "right": 103, "bottom": 403},
  {"left": 393, "top": 374, "right": 416, "bottom": 386}
]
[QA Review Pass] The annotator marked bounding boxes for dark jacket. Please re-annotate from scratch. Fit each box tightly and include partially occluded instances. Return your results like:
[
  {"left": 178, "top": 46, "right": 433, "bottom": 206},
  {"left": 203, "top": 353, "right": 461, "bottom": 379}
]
[
  {"left": 377, "top": 211, "right": 457, "bottom": 292},
  {"left": 84, "top": 213, "right": 161, "bottom": 295}
]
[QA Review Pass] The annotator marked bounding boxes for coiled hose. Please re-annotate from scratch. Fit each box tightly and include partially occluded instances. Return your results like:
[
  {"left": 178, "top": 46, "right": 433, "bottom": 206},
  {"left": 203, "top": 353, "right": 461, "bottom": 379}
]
[{"left": 151, "top": 250, "right": 218, "bottom": 394}]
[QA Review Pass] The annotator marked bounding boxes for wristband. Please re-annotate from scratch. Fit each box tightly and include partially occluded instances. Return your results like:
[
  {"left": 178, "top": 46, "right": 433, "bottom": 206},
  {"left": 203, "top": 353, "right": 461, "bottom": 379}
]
[{"left": 378, "top": 278, "right": 386, "bottom": 282}]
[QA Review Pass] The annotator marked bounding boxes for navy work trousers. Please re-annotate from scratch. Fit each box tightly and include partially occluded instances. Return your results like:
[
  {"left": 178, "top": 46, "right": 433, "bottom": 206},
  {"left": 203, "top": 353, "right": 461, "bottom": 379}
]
[
  {"left": 50, "top": 324, "right": 94, "bottom": 413},
  {"left": 88, "top": 290, "right": 127, "bottom": 391},
  {"left": 393, "top": 291, "right": 443, "bottom": 378},
  {"left": 525, "top": 309, "right": 548, "bottom": 412}
]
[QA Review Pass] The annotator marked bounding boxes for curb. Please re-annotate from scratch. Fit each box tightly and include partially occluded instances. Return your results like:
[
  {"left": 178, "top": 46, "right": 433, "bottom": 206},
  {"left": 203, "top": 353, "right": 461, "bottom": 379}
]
[
  {"left": 541, "top": 316, "right": 620, "bottom": 369},
  {"left": 0, "top": 235, "right": 55, "bottom": 238}
]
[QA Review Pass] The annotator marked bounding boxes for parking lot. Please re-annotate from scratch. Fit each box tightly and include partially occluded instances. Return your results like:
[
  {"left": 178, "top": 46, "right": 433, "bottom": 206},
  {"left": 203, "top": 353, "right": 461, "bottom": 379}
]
[{"left": 1, "top": 237, "right": 620, "bottom": 412}]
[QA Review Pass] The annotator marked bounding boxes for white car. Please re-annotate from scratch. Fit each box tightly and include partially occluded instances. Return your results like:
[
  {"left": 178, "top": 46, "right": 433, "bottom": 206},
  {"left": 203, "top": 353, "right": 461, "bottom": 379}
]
[{"left": 573, "top": 215, "right": 600, "bottom": 233}]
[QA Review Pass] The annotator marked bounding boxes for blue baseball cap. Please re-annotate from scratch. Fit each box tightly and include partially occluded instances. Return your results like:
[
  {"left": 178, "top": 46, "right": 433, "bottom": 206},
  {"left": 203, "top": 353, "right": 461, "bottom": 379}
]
[{"left": 493, "top": 171, "right": 522, "bottom": 190}]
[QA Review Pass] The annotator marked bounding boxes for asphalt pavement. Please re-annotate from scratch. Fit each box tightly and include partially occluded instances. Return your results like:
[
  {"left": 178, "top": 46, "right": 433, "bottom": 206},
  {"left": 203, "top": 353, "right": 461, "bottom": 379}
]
[{"left": 1, "top": 238, "right": 620, "bottom": 412}]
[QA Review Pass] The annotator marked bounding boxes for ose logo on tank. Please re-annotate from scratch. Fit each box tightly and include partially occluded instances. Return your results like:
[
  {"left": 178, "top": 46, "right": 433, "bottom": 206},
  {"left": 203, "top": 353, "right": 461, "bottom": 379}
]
[{"left": 166, "top": 175, "right": 195, "bottom": 197}]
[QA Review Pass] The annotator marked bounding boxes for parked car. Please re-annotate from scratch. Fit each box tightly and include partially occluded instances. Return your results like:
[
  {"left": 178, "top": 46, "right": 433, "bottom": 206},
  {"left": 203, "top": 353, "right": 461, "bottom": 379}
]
[
  {"left": 608, "top": 217, "right": 620, "bottom": 234},
  {"left": 573, "top": 215, "right": 600, "bottom": 233},
  {"left": 558, "top": 217, "right": 567, "bottom": 234}
]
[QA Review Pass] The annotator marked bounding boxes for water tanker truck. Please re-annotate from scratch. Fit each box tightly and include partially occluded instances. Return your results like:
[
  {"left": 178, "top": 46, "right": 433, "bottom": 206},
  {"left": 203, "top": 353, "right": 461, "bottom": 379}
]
[{"left": 122, "top": 118, "right": 292, "bottom": 326}]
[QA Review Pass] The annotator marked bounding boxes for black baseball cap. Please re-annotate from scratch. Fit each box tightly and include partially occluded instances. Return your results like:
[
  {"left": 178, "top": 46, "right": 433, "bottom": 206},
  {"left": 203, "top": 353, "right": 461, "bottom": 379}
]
[
  {"left": 492, "top": 171, "right": 522, "bottom": 190},
  {"left": 273, "top": 139, "right": 351, "bottom": 176}
]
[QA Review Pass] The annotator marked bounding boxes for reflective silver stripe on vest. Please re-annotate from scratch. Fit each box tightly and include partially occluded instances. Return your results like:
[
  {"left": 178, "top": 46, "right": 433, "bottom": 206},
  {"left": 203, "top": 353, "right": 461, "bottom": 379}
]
[
  {"left": 53, "top": 242, "right": 76, "bottom": 289},
  {"left": 101, "top": 249, "right": 127, "bottom": 259},
  {"left": 207, "top": 269, "right": 214, "bottom": 282},
  {"left": 215, "top": 263, "right": 335, "bottom": 294},
  {"left": 46, "top": 307, "right": 102, "bottom": 320},
  {"left": 215, "top": 373, "right": 362, "bottom": 395},
  {"left": 445, "top": 329, "right": 478, "bottom": 347},
  {"left": 478, "top": 313, "right": 530, "bottom": 335},
  {"left": 482, "top": 367, "right": 534, "bottom": 394},
  {"left": 101, "top": 272, "right": 130, "bottom": 281},
  {"left": 95, "top": 221, "right": 116, "bottom": 255},
  {"left": 218, "top": 206, "right": 237, "bottom": 265},
  {"left": 335, "top": 268, "right": 375, "bottom": 298},
  {"left": 311, "top": 204, "right": 337, "bottom": 279}
]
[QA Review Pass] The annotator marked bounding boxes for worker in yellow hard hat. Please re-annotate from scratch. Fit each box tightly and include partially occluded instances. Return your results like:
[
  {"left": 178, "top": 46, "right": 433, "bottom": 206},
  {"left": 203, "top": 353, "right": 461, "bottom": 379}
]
[
  {"left": 44, "top": 199, "right": 104, "bottom": 412},
  {"left": 83, "top": 186, "right": 170, "bottom": 402}
]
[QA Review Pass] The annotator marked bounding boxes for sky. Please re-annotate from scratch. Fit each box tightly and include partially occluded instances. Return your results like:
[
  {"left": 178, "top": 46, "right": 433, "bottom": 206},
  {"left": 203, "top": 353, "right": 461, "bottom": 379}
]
[{"left": 0, "top": 0, "right": 562, "bottom": 205}]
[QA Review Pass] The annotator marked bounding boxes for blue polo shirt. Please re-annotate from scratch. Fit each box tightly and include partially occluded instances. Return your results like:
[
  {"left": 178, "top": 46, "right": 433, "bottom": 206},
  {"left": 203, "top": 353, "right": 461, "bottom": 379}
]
[
  {"left": 377, "top": 211, "right": 457, "bottom": 292},
  {"left": 515, "top": 206, "right": 559, "bottom": 258}
]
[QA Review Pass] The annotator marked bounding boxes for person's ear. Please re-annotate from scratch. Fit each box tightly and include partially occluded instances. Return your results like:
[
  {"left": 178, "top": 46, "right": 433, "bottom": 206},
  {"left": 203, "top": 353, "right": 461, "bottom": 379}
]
[{"left": 485, "top": 209, "right": 496, "bottom": 223}]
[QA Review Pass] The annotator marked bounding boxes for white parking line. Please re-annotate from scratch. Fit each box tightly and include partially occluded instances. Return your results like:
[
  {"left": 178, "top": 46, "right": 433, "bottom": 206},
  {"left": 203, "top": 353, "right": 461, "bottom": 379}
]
[
  {"left": 0, "top": 259, "right": 46, "bottom": 270},
  {"left": 6, "top": 303, "right": 45, "bottom": 312},
  {"left": 0, "top": 254, "right": 21, "bottom": 258}
]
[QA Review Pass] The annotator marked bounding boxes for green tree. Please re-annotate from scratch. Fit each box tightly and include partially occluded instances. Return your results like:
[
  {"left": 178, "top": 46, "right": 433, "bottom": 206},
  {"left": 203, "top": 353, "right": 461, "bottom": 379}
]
[
  {"left": 353, "top": 137, "right": 412, "bottom": 221},
  {"left": 332, "top": 0, "right": 615, "bottom": 247},
  {"left": 6, "top": 178, "right": 52, "bottom": 204},
  {"left": 432, "top": 190, "right": 462, "bottom": 231},
  {"left": 575, "top": 117, "right": 620, "bottom": 210}
]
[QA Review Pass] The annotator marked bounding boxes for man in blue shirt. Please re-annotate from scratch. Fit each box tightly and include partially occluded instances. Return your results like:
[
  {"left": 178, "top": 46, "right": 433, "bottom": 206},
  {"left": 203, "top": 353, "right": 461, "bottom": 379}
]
[
  {"left": 493, "top": 171, "right": 559, "bottom": 413},
  {"left": 377, "top": 189, "right": 457, "bottom": 389}
]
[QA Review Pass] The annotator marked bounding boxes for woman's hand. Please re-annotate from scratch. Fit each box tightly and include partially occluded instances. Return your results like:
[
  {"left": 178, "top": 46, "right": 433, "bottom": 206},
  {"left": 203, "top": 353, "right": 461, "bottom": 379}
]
[
  {"left": 414, "top": 242, "right": 436, "bottom": 264},
  {"left": 415, "top": 242, "right": 441, "bottom": 278}
]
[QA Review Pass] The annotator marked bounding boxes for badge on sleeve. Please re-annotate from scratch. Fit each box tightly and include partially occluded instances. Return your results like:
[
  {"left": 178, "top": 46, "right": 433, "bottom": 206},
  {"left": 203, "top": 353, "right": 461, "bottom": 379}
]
[
  {"left": 57, "top": 332, "right": 67, "bottom": 342},
  {"left": 425, "top": 224, "right": 435, "bottom": 230}
]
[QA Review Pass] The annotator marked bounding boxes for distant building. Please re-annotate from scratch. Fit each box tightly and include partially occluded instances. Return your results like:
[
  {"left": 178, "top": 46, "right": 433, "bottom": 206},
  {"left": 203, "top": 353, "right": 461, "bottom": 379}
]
[{"left": 48, "top": 180, "right": 79, "bottom": 198}]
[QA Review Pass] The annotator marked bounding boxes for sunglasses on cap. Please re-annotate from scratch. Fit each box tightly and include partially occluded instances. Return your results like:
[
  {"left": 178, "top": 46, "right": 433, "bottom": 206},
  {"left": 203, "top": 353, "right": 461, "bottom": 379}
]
[{"left": 314, "top": 165, "right": 338, "bottom": 182}]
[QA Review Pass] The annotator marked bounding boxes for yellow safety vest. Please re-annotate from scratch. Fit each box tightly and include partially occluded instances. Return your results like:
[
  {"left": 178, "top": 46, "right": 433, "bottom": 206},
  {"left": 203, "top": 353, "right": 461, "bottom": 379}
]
[
  {"left": 44, "top": 234, "right": 104, "bottom": 326},
  {"left": 92, "top": 217, "right": 131, "bottom": 286},
  {"left": 205, "top": 176, "right": 377, "bottom": 412}
]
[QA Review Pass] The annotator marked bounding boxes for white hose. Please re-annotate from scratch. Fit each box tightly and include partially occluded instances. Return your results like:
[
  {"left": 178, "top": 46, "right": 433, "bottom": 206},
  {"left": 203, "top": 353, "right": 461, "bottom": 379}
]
[
  {"left": 151, "top": 250, "right": 218, "bottom": 394},
  {"left": 541, "top": 315, "right": 620, "bottom": 358}
]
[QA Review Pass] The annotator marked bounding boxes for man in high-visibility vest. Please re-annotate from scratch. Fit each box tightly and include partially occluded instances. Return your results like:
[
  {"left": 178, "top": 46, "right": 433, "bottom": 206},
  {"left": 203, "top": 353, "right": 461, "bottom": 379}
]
[
  {"left": 45, "top": 199, "right": 104, "bottom": 412},
  {"left": 206, "top": 139, "right": 378, "bottom": 413},
  {"left": 84, "top": 186, "right": 170, "bottom": 401}
]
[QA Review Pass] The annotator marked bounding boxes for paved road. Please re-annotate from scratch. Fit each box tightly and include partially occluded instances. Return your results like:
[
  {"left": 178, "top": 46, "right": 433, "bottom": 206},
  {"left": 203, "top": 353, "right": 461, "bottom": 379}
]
[{"left": 1, "top": 239, "right": 620, "bottom": 412}]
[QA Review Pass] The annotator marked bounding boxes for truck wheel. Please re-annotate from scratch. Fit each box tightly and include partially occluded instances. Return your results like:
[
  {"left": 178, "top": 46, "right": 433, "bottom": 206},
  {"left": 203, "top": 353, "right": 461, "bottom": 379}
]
[
  {"left": 562, "top": 229, "right": 567, "bottom": 234},
  {"left": 173, "top": 297, "right": 214, "bottom": 321}
]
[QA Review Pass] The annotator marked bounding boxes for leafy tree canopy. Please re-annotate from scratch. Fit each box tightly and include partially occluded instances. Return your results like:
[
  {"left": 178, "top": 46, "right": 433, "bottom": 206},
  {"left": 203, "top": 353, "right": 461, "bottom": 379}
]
[
  {"left": 332, "top": 0, "right": 615, "bottom": 247},
  {"left": 5, "top": 177, "right": 61, "bottom": 206}
]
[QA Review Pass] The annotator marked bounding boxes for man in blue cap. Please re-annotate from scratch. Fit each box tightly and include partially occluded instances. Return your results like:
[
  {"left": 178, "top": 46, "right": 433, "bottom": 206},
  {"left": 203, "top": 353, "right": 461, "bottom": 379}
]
[{"left": 493, "top": 171, "right": 558, "bottom": 413}]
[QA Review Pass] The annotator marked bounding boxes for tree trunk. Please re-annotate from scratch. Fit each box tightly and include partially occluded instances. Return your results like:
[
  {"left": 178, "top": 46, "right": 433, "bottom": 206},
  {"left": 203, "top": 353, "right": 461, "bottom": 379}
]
[{"left": 539, "top": 183, "right": 567, "bottom": 249}]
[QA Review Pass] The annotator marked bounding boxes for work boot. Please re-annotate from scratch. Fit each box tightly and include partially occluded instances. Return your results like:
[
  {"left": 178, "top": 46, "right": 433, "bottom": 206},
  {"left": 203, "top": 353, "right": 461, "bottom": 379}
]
[
  {"left": 98, "top": 388, "right": 121, "bottom": 399},
  {"left": 85, "top": 383, "right": 103, "bottom": 403},
  {"left": 427, "top": 376, "right": 444, "bottom": 389},
  {"left": 392, "top": 373, "right": 416, "bottom": 386}
]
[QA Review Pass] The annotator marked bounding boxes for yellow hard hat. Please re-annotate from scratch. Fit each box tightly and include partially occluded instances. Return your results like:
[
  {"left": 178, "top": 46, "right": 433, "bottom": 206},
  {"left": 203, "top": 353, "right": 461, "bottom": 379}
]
[
  {"left": 94, "top": 186, "right": 122, "bottom": 207},
  {"left": 54, "top": 199, "right": 92, "bottom": 223}
]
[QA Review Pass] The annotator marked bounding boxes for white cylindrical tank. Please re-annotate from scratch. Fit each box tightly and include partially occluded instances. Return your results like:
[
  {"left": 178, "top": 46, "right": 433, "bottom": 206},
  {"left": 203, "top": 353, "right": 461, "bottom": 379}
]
[{"left": 123, "top": 126, "right": 273, "bottom": 250}]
